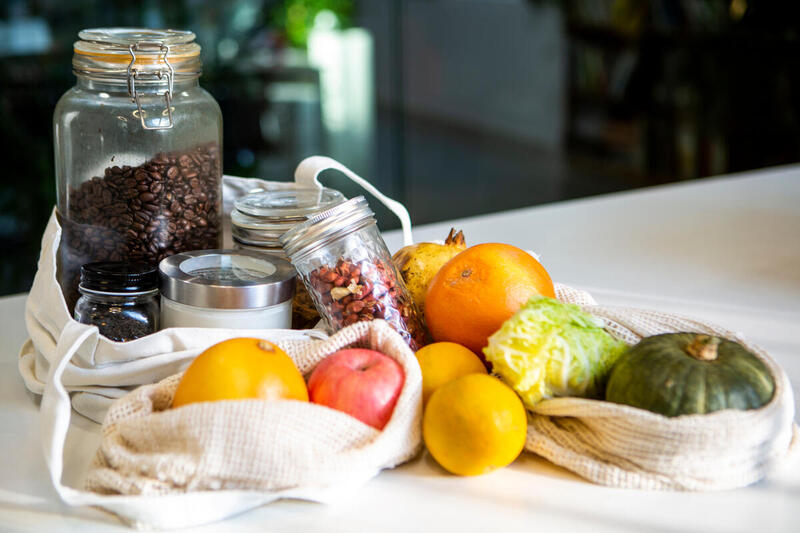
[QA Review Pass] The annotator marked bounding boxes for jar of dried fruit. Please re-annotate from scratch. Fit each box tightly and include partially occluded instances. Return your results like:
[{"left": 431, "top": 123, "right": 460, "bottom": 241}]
[
  {"left": 279, "top": 196, "right": 427, "bottom": 350},
  {"left": 53, "top": 28, "right": 222, "bottom": 310}
]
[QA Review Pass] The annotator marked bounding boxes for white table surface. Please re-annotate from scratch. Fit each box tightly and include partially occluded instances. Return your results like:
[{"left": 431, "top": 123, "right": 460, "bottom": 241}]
[{"left": 2, "top": 165, "right": 799, "bottom": 532}]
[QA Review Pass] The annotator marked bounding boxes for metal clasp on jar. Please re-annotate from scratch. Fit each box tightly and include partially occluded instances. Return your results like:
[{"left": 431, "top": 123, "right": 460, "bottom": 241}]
[{"left": 127, "top": 41, "right": 175, "bottom": 130}]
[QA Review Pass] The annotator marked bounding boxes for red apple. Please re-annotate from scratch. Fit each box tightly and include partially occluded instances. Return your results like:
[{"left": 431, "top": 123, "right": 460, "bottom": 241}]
[{"left": 308, "top": 348, "right": 405, "bottom": 430}]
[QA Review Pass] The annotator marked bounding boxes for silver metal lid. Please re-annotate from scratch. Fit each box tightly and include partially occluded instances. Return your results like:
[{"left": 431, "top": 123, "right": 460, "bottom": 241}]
[
  {"left": 159, "top": 249, "right": 296, "bottom": 309},
  {"left": 279, "top": 196, "right": 375, "bottom": 260}
]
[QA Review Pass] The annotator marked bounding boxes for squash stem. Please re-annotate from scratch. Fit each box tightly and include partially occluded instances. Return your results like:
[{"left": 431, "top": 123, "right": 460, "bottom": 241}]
[{"left": 686, "top": 335, "right": 720, "bottom": 361}]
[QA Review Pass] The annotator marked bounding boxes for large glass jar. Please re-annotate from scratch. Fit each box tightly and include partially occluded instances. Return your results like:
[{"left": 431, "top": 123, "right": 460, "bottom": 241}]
[
  {"left": 279, "top": 196, "right": 426, "bottom": 350},
  {"left": 54, "top": 28, "right": 222, "bottom": 310}
]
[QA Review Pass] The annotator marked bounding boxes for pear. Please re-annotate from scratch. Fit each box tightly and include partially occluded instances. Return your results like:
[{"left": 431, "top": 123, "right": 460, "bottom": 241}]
[{"left": 392, "top": 228, "right": 467, "bottom": 321}]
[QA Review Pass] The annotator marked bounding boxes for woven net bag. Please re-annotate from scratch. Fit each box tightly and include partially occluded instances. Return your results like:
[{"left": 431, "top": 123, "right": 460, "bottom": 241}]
[
  {"left": 527, "top": 285, "right": 800, "bottom": 491},
  {"left": 84, "top": 319, "right": 421, "bottom": 497}
]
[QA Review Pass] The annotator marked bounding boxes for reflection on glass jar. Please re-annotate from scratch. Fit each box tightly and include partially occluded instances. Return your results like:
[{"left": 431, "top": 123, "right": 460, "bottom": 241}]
[{"left": 53, "top": 28, "right": 223, "bottom": 310}]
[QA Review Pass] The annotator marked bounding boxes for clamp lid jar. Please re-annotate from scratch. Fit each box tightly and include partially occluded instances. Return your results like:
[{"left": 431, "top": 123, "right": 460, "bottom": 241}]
[
  {"left": 158, "top": 250, "right": 296, "bottom": 330},
  {"left": 54, "top": 27, "right": 223, "bottom": 311}
]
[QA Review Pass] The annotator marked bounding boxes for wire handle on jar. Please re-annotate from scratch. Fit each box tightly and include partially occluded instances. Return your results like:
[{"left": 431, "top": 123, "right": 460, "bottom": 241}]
[
  {"left": 293, "top": 156, "right": 414, "bottom": 247},
  {"left": 127, "top": 41, "right": 175, "bottom": 130}
]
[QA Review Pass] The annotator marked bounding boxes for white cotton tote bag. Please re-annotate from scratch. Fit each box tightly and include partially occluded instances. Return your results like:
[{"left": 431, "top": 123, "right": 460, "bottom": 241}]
[{"left": 18, "top": 157, "right": 421, "bottom": 529}]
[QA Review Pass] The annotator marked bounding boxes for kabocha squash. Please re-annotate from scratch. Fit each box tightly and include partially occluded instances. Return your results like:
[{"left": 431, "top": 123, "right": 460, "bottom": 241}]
[{"left": 605, "top": 333, "right": 774, "bottom": 417}]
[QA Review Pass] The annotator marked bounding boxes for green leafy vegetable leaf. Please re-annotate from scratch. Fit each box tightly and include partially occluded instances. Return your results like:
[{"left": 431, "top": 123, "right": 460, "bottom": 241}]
[{"left": 483, "top": 297, "right": 627, "bottom": 409}]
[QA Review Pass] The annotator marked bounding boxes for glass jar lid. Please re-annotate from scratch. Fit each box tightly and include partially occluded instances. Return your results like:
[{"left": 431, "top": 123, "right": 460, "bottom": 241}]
[
  {"left": 74, "top": 28, "right": 201, "bottom": 78},
  {"left": 159, "top": 250, "right": 296, "bottom": 309},
  {"left": 73, "top": 27, "right": 202, "bottom": 131},
  {"left": 235, "top": 187, "right": 347, "bottom": 221},
  {"left": 231, "top": 187, "right": 346, "bottom": 247},
  {"left": 79, "top": 261, "right": 158, "bottom": 295},
  {"left": 279, "top": 196, "right": 375, "bottom": 260}
]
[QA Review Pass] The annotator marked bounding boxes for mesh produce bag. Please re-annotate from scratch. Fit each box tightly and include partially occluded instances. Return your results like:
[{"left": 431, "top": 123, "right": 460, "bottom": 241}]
[
  {"left": 82, "top": 320, "right": 421, "bottom": 523},
  {"left": 530, "top": 286, "right": 800, "bottom": 491}
]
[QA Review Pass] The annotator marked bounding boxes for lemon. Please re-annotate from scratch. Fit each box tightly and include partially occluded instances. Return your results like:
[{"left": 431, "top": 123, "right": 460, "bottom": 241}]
[
  {"left": 423, "top": 373, "right": 527, "bottom": 476},
  {"left": 415, "top": 342, "right": 487, "bottom": 406},
  {"left": 172, "top": 338, "right": 308, "bottom": 408}
]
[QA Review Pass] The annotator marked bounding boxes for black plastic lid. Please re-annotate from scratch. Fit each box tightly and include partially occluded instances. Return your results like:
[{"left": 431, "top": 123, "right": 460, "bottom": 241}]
[{"left": 80, "top": 262, "right": 158, "bottom": 293}]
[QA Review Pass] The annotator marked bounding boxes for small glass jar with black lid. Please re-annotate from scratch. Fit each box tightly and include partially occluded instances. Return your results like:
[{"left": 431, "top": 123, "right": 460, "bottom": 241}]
[{"left": 74, "top": 262, "right": 160, "bottom": 342}]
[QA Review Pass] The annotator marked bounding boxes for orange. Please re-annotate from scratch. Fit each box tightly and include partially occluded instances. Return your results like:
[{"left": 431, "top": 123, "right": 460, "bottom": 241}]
[
  {"left": 172, "top": 338, "right": 308, "bottom": 407},
  {"left": 415, "top": 342, "right": 487, "bottom": 406},
  {"left": 423, "top": 374, "right": 527, "bottom": 476},
  {"left": 425, "top": 243, "right": 555, "bottom": 356}
]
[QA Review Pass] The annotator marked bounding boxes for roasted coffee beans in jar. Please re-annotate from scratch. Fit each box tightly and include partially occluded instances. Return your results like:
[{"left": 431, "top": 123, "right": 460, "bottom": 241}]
[
  {"left": 54, "top": 29, "right": 222, "bottom": 310},
  {"left": 279, "top": 196, "right": 426, "bottom": 350}
]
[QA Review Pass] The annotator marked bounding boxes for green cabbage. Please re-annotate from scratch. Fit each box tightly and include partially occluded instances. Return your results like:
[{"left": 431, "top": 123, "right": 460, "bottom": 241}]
[{"left": 483, "top": 297, "right": 627, "bottom": 409}]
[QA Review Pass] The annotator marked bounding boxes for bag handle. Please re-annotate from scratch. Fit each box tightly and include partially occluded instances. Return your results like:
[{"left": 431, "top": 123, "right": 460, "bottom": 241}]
[
  {"left": 294, "top": 156, "right": 414, "bottom": 247},
  {"left": 40, "top": 320, "right": 104, "bottom": 505}
]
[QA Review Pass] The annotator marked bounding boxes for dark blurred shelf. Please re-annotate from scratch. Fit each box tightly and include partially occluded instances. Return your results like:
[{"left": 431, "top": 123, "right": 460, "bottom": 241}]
[
  {"left": 567, "top": 23, "right": 641, "bottom": 47},
  {"left": 568, "top": 22, "right": 800, "bottom": 48}
]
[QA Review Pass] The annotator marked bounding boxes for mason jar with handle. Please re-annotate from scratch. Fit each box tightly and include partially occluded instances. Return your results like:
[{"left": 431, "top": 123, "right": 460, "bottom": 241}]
[{"left": 53, "top": 28, "right": 222, "bottom": 310}]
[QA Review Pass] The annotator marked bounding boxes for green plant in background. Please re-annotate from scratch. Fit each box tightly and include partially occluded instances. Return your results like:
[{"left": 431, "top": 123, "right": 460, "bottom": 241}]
[{"left": 271, "top": 0, "right": 354, "bottom": 48}]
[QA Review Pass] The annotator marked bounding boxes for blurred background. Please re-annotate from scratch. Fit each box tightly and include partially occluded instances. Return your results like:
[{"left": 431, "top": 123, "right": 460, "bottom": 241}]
[{"left": 2, "top": 0, "right": 800, "bottom": 296}]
